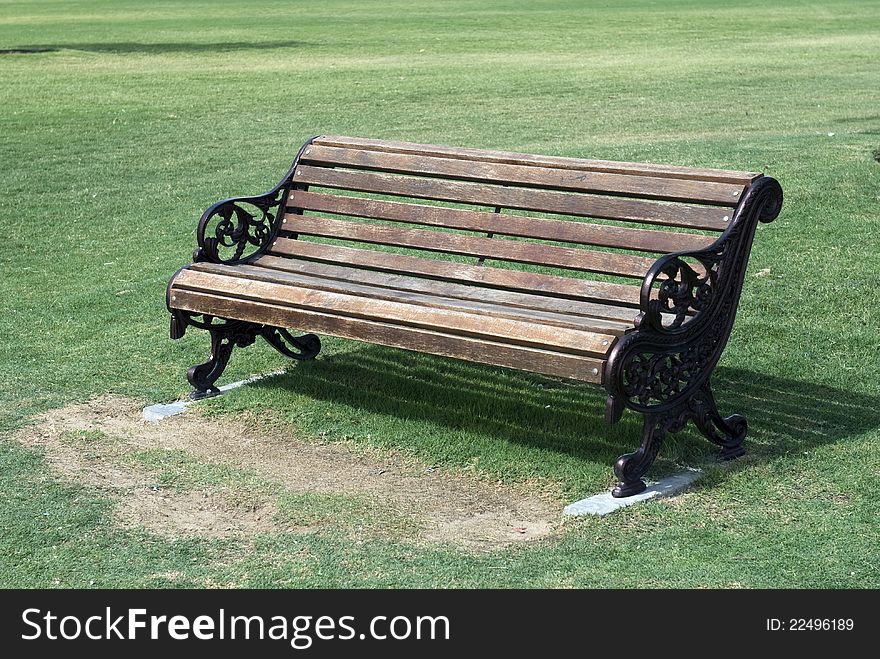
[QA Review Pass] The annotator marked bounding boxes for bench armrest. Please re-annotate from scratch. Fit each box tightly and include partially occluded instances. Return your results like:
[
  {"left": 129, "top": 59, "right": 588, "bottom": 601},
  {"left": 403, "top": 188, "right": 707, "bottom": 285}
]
[
  {"left": 637, "top": 249, "right": 720, "bottom": 333},
  {"left": 193, "top": 191, "right": 285, "bottom": 264},
  {"left": 635, "top": 175, "right": 784, "bottom": 335},
  {"left": 604, "top": 176, "right": 782, "bottom": 423},
  {"left": 192, "top": 138, "right": 317, "bottom": 265}
]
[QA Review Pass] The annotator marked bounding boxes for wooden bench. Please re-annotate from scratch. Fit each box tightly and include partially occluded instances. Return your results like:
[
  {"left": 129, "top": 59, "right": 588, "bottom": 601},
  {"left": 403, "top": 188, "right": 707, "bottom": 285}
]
[{"left": 166, "top": 136, "right": 782, "bottom": 497}]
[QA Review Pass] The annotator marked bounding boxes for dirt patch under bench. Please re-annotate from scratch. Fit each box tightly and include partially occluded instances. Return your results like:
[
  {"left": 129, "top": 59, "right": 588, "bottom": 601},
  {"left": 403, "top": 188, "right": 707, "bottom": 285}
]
[{"left": 14, "top": 396, "right": 561, "bottom": 552}]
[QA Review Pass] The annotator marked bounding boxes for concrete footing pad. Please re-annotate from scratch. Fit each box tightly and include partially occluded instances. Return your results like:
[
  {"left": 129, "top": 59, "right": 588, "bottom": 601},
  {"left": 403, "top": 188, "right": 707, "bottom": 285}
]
[
  {"left": 142, "top": 371, "right": 284, "bottom": 423},
  {"left": 563, "top": 469, "right": 703, "bottom": 516}
]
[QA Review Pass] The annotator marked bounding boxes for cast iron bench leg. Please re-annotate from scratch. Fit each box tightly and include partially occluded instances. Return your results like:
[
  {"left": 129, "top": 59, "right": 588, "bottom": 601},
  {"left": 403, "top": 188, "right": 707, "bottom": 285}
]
[
  {"left": 174, "top": 315, "right": 321, "bottom": 400},
  {"left": 606, "top": 176, "right": 781, "bottom": 496},
  {"left": 691, "top": 381, "right": 748, "bottom": 461},
  {"left": 611, "top": 380, "right": 748, "bottom": 497}
]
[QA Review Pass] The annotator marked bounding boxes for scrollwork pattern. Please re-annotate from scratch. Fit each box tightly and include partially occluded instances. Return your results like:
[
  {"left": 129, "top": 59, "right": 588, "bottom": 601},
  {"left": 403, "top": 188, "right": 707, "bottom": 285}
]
[
  {"left": 647, "top": 251, "right": 721, "bottom": 331},
  {"left": 170, "top": 310, "right": 322, "bottom": 400},
  {"left": 603, "top": 176, "right": 783, "bottom": 497},
  {"left": 194, "top": 191, "right": 284, "bottom": 265},
  {"left": 186, "top": 137, "right": 316, "bottom": 266},
  {"left": 620, "top": 302, "right": 727, "bottom": 409}
]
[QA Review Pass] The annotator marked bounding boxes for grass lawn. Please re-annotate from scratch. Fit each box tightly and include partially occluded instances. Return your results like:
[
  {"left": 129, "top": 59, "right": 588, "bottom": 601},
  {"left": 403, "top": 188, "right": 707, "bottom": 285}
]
[{"left": 1, "top": 0, "right": 878, "bottom": 587}]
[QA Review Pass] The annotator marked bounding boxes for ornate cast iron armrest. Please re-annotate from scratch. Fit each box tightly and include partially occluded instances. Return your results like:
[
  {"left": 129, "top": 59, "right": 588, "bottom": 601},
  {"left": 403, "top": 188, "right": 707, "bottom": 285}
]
[
  {"left": 167, "top": 138, "right": 322, "bottom": 370},
  {"left": 636, "top": 249, "right": 722, "bottom": 334},
  {"left": 191, "top": 138, "right": 317, "bottom": 265},
  {"left": 193, "top": 191, "right": 285, "bottom": 265},
  {"left": 636, "top": 175, "right": 785, "bottom": 336},
  {"left": 606, "top": 176, "right": 783, "bottom": 414}
]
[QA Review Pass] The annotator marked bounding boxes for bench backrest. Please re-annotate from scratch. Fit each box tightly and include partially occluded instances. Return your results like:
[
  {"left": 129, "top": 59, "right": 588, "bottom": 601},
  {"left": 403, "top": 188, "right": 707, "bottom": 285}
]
[{"left": 268, "top": 136, "right": 761, "bottom": 307}]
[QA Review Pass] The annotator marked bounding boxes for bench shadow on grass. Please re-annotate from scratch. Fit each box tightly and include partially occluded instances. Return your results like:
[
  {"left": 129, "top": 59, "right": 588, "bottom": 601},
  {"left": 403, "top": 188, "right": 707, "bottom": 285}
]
[
  {"left": 0, "top": 41, "right": 305, "bottom": 55},
  {"left": 255, "top": 344, "right": 880, "bottom": 483}
]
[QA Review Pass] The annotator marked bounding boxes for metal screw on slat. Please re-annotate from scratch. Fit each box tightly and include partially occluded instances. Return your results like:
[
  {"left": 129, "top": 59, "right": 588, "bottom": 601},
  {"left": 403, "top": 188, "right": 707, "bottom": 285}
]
[
  {"left": 602, "top": 340, "right": 609, "bottom": 346},
  {"left": 297, "top": 170, "right": 303, "bottom": 176},
  {"left": 282, "top": 219, "right": 287, "bottom": 224},
  {"left": 305, "top": 149, "right": 311, "bottom": 154},
  {"left": 732, "top": 190, "right": 739, "bottom": 196},
  {"left": 723, "top": 215, "right": 729, "bottom": 222},
  {"left": 171, "top": 296, "right": 176, "bottom": 301},
  {"left": 592, "top": 368, "right": 599, "bottom": 375}
]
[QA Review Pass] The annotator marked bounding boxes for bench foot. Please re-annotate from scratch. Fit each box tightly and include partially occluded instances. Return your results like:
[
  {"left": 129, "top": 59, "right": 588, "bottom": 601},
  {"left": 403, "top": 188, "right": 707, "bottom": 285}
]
[
  {"left": 187, "top": 321, "right": 259, "bottom": 400},
  {"left": 190, "top": 387, "right": 221, "bottom": 401},
  {"left": 612, "top": 408, "right": 690, "bottom": 498},
  {"left": 182, "top": 318, "right": 322, "bottom": 399},
  {"left": 612, "top": 478, "right": 647, "bottom": 498},
  {"left": 691, "top": 382, "right": 748, "bottom": 461},
  {"left": 611, "top": 381, "right": 747, "bottom": 497}
]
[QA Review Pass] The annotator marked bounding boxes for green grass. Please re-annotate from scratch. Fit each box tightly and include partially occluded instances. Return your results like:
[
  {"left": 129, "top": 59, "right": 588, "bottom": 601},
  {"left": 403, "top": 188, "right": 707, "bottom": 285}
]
[
  {"left": 132, "top": 448, "right": 275, "bottom": 497},
  {"left": 1, "top": 0, "right": 879, "bottom": 588}
]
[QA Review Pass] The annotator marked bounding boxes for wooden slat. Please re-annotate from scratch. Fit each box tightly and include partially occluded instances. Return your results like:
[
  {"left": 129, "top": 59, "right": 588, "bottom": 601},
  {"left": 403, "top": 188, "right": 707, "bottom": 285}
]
[
  {"left": 171, "top": 269, "right": 616, "bottom": 358},
  {"left": 266, "top": 240, "right": 642, "bottom": 307},
  {"left": 288, "top": 190, "right": 716, "bottom": 254},
  {"left": 301, "top": 144, "right": 745, "bottom": 205},
  {"left": 293, "top": 165, "right": 731, "bottom": 231},
  {"left": 279, "top": 218, "right": 653, "bottom": 279},
  {"left": 249, "top": 255, "right": 639, "bottom": 323},
  {"left": 169, "top": 288, "right": 606, "bottom": 383},
  {"left": 313, "top": 135, "right": 761, "bottom": 185},
  {"left": 189, "top": 261, "right": 633, "bottom": 335}
]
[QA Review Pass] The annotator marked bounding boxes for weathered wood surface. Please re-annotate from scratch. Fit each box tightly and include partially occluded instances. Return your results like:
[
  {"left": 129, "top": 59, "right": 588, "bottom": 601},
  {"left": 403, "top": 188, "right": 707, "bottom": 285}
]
[
  {"left": 292, "top": 166, "right": 732, "bottom": 230},
  {"left": 172, "top": 268, "right": 617, "bottom": 358},
  {"left": 190, "top": 261, "right": 634, "bottom": 334},
  {"left": 276, "top": 219, "right": 654, "bottom": 279},
  {"left": 265, "top": 240, "right": 643, "bottom": 307},
  {"left": 288, "top": 190, "right": 715, "bottom": 253},
  {"left": 312, "top": 135, "right": 761, "bottom": 185},
  {"left": 246, "top": 255, "right": 640, "bottom": 322},
  {"left": 170, "top": 288, "right": 607, "bottom": 383},
  {"left": 300, "top": 144, "right": 746, "bottom": 205}
]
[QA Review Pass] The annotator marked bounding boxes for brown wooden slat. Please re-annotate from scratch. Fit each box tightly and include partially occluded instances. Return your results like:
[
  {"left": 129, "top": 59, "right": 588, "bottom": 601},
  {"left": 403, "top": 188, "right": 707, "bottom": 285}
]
[
  {"left": 169, "top": 288, "right": 606, "bottom": 383},
  {"left": 288, "top": 191, "right": 716, "bottom": 254},
  {"left": 293, "top": 165, "right": 731, "bottom": 231},
  {"left": 249, "top": 255, "right": 639, "bottom": 323},
  {"left": 301, "top": 144, "right": 745, "bottom": 205},
  {"left": 276, "top": 219, "right": 653, "bottom": 279},
  {"left": 267, "top": 240, "right": 642, "bottom": 307},
  {"left": 171, "top": 269, "right": 616, "bottom": 358},
  {"left": 313, "top": 135, "right": 761, "bottom": 185},
  {"left": 189, "top": 261, "right": 633, "bottom": 335}
]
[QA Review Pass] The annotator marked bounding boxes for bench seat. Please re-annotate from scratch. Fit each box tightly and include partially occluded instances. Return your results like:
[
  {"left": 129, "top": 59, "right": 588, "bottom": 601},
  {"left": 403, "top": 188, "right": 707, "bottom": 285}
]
[{"left": 171, "top": 258, "right": 639, "bottom": 384}]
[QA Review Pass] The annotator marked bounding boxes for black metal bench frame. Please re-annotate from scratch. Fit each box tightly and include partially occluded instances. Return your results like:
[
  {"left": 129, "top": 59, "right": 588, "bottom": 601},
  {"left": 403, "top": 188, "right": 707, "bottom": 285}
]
[{"left": 603, "top": 178, "right": 782, "bottom": 494}]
